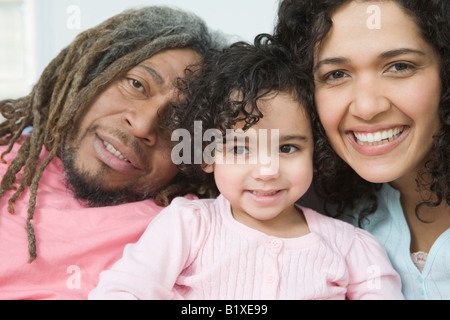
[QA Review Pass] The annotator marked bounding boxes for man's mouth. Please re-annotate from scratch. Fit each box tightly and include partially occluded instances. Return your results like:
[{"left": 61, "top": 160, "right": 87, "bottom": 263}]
[
  {"left": 353, "top": 126, "right": 405, "bottom": 146},
  {"left": 102, "top": 140, "right": 130, "bottom": 163}
]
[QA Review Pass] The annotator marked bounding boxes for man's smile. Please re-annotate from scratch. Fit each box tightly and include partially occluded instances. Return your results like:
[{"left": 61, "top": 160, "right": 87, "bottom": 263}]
[
  {"left": 102, "top": 140, "right": 130, "bottom": 163},
  {"left": 93, "top": 135, "right": 143, "bottom": 173}
]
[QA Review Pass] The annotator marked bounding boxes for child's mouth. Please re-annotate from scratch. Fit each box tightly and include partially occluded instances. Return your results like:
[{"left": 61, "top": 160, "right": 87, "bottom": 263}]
[{"left": 250, "top": 190, "right": 280, "bottom": 197}]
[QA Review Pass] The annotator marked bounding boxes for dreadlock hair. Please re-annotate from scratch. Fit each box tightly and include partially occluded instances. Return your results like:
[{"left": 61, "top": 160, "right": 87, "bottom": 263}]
[
  {"left": 0, "top": 6, "right": 222, "bottom": 262},
  {"left": 168, "top": 34, "right": 315, "bottom": 192}
]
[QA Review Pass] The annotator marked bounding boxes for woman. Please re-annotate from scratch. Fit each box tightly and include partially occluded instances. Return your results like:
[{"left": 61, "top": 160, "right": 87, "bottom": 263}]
[{"left": 275, "top": 0, "right": 449, "bottom": 299}]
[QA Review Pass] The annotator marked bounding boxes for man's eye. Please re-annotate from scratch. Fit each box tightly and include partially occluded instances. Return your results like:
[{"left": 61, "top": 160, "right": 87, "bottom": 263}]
[{"left": 128, "top": 78, "right": 145, "bottom": 92}]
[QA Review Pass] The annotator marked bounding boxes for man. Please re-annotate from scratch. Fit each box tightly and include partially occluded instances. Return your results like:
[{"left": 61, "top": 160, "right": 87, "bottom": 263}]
[{"left": 0, "top": 6, "right": 223, "bottom": 299}]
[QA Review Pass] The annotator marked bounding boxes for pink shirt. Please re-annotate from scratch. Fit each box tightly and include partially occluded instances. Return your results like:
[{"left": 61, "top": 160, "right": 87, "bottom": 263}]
[
  {"left": 90, "top": 196, "right": 404, "bottom": 300},
  {"left": 0, "top": 141, "right": 165, "bottom": 300}
]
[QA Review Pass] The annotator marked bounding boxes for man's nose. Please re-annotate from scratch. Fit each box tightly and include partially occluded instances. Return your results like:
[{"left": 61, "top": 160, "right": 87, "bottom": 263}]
[{"left": 121, "top": 103, "right": 160, "bottom": 146}]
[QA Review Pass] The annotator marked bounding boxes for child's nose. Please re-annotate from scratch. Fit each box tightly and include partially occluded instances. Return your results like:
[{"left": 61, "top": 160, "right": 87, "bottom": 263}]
[{"left": 252, "top": 162, "right": 280, "bottom": 181}]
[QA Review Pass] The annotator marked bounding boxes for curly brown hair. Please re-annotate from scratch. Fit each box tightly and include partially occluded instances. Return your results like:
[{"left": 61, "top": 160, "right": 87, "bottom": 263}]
[{"left": 0, "top": 6, "right": 221, "bottom": 262}]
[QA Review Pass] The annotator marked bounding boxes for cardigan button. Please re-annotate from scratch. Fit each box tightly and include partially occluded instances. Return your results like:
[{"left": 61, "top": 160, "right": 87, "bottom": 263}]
[
  {"left": 269, "top": 239, "right": 282, "bottom": 249},
  {"left": 266, "top": 274, "right": 276, "bottom": 284},
  {"left": 419, "top": 287, "right": 425, "bottom": 296}
]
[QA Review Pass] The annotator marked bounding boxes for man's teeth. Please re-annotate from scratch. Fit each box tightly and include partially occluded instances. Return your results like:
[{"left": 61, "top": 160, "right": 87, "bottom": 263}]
[
  {"left": 103, "top": 140, "right": 130, "bottom": 162},
  {"left": 251, "top": 190, "right": 278, "bottom": 196},
  {"left": 354, "top": 127, "right": 404, "bottom": 146}
]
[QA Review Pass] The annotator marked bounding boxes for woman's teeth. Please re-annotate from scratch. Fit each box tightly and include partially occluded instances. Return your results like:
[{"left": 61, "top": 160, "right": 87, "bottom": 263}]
[
  {"left": 103, "top": 140, "right": 130, "bottom": 162},
  {"left": 354, "top": 126, "right": 404, "bottom": 146}
]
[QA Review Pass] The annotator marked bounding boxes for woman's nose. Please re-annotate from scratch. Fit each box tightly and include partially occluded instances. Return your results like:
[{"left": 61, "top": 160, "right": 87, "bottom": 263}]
[{"left": 349, "top": 76, "right": 391, "bottom": 120}]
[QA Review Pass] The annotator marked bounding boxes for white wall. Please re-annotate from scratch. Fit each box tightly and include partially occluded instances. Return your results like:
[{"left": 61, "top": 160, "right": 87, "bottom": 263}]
[{"left": 32, "top": 0, "right": 280, "bottom": 83}]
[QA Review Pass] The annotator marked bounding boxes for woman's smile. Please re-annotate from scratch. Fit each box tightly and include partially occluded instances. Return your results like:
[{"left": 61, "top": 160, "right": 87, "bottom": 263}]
[{"left": 314, "top": 1, "right": 441, "bottom": 183}]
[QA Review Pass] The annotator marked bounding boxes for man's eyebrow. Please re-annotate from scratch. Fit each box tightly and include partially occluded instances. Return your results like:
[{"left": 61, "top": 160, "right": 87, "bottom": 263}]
[{"left": 136, "top": 64, "right": 165, "bottom": 87}]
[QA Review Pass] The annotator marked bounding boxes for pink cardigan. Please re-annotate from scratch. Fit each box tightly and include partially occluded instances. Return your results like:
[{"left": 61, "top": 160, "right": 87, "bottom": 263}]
[{"left": 89, "top": 195, "right": 404, "bottom": 300}]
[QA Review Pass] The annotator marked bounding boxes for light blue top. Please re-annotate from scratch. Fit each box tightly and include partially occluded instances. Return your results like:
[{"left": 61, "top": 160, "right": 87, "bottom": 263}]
[{"left": 353, "top": 184, "right": 450, "bottom": 300}]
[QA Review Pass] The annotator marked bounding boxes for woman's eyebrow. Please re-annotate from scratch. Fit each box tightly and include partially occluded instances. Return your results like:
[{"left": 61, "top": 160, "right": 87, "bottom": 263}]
[
  {"left": 314, "top": 48, "right": 426, "bottom": 72},
  {"left": 313, "top": 57, "right": 349, "bottom": 72},
  {"left": 378, "top": 48, "right": 425, "bottom": 59}
]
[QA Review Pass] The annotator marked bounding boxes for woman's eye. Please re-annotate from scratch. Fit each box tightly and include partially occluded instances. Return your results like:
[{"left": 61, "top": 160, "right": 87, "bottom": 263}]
[
  {"left": 280, "top": 145, "right": 298, "bottom": 154},
  {"left": 393, "top": 63, "right": 408, "bottom": 71},
  {"left": 323, "top": 70, "right": 348, "bottom": 82},
  {"left": 387, "top": 62, "right": 415, "bottom": 73}
]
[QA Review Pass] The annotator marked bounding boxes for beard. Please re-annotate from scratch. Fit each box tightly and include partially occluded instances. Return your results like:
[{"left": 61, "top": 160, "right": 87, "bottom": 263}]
[{"left": 61, "top": 146, "right": 153, "bottom": 207}]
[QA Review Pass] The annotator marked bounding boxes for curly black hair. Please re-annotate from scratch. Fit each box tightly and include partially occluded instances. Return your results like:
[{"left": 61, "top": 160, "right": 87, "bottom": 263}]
[
  {"left": 275, "top": 0, "right": 450, "bottom": 224},
  {"left": 168, "top": 34, "right": 316, "bottom": 194}
]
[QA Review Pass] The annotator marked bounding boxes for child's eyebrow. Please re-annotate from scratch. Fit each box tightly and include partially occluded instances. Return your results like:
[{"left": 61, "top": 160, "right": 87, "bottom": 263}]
[{"left": 280, "top": 134, "right": 310, "bottom": 142}]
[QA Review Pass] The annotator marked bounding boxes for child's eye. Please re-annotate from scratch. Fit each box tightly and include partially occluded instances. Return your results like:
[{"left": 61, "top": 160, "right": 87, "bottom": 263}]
[
  {"left": 279, "top": 145, "right": 298, "bottom": 154},
  {"left": 233, "top": 146, "right": 249, "bottom": 155}
]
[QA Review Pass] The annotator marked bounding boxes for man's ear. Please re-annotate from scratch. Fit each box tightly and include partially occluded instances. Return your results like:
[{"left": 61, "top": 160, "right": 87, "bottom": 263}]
[{"left": 202, "top": 163, "right": 214, "bottom": 174}]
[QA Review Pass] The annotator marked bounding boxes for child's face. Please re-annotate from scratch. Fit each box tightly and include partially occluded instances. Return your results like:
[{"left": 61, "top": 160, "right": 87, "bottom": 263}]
[{"left": 205, "top": 91, "right": 314, "bottom": 229}]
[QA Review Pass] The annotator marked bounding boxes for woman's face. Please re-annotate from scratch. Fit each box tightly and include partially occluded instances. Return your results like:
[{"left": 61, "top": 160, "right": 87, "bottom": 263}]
[{"left": 314, "top": 1, "right": 442, "bottom": 184}]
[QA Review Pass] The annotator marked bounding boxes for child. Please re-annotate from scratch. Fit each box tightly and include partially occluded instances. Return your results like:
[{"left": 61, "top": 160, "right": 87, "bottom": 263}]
[{"left": 89, "top": 35, "right": 404, "bottom": 300}]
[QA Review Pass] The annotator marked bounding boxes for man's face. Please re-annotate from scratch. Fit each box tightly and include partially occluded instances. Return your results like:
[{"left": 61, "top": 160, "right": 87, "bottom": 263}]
[{"left": 61, "top": 48, "right": 201, "bottom": 206}]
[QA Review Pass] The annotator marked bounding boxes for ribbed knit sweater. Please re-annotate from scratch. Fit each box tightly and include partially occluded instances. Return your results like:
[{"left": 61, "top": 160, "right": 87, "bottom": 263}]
[{"left": 89, "top": 195, "right": 403, "bottom": 300}]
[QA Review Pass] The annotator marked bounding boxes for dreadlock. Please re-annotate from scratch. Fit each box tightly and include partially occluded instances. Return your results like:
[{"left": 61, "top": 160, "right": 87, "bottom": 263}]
[{"left": 0, "top": 6, "right": 221, "bottom": 262}]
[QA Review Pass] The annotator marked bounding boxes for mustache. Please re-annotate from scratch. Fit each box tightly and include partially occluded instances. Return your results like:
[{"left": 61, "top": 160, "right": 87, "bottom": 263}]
[
  {"left": 104, "top": 127, "right": 145, "bottom": 155},
  {"left": 88, "top": 125, "right": 148, "bottom": 162}
]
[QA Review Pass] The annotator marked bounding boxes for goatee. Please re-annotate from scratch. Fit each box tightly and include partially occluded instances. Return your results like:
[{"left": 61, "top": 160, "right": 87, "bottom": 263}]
[{"left": 61, "top": 147, "right": 152, "bottom": 207}]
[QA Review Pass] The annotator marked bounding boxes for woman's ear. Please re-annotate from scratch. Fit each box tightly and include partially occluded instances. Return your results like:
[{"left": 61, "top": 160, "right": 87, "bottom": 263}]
[{"left": 313, "top": 162, "right": 322, "bottom": 173}]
